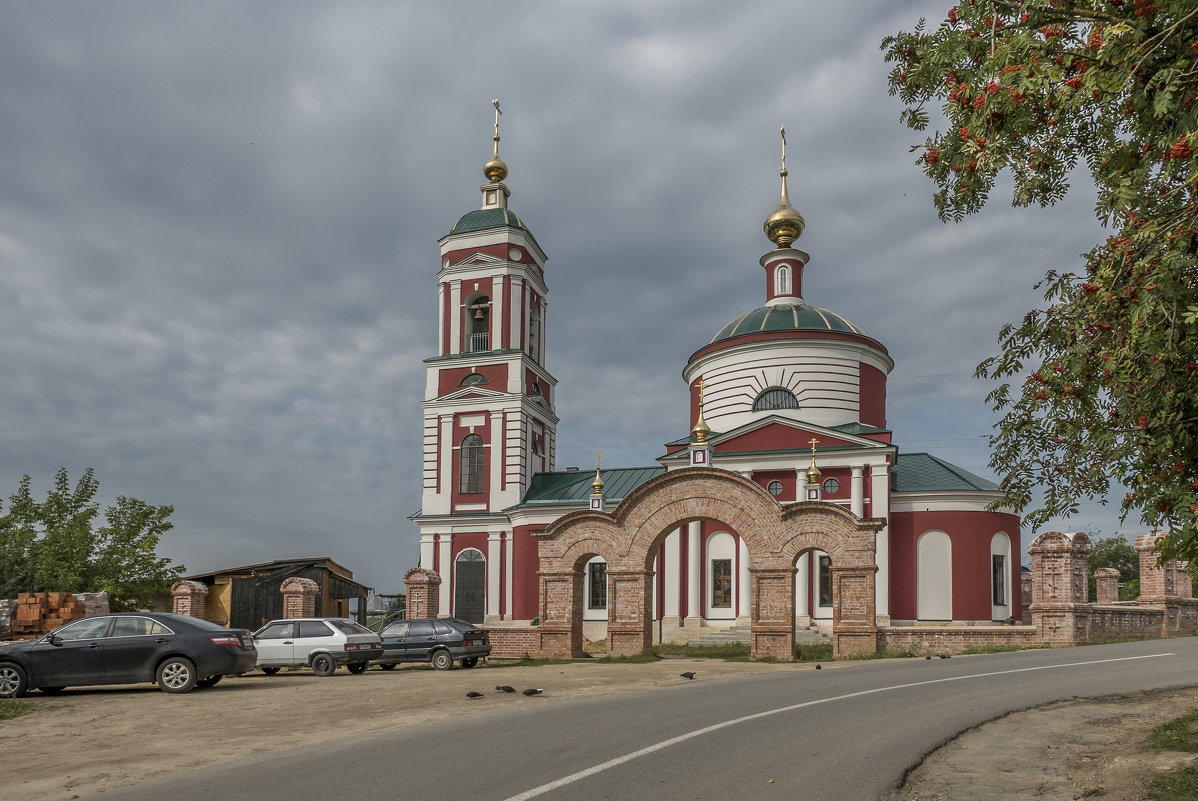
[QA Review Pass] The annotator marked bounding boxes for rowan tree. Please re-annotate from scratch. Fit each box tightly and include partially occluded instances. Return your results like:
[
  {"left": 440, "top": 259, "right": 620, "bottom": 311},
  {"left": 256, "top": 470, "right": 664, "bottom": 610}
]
[
  {"left": 0, "top": 468, "right": 185, "bottom": 609},
  {"left": 883, "top": 1, "right": 1198, "bottom": 562}
]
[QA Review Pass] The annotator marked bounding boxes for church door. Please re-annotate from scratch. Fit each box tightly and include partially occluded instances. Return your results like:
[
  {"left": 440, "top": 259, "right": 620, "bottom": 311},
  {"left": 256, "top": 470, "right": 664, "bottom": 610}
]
[{"left": 454, "top": 549, "right": 486, "bottom": 623}]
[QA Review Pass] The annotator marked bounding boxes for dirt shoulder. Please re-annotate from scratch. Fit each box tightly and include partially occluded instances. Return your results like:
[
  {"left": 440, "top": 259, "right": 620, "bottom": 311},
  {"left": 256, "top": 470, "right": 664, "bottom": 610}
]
[{"left": 890, "top": 686, "right": 1198, "bottom": 801}]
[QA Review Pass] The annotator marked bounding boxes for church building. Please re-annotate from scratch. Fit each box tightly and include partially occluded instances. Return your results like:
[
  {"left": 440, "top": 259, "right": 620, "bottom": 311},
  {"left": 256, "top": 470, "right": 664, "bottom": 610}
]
[{"left": 412, "top": 115, "right": 1021, "bottom": 644}]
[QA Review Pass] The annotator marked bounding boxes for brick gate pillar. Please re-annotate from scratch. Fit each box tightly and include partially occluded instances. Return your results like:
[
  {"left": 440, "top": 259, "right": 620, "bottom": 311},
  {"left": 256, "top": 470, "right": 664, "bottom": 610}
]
[
  {"left": 171, "top": 580, "right": 209, "bottom": 619},
  {"left": 749, "top": 566, "right": 797, "bottom": 660},
  {"left": 1028, "top": 531, "right": 1092, "bottom": 646},
  {"left": 402, "top": 567, "right": 441, "bottom": 619},
  {"left": 1135, "top": 533, "right": 1169, "bottom": 600},
  {"left": 538, "top": 570, "right": 584, "bottom": 658},
  {"left": 830, "top": 564, "right": 879, "bottom": 657},
  {"left": 1094, "top": 567, "right": 1121, "bottom": 603},
  {"left": 280, "top": 577, "right": 320, "bottom": 619},
  {"left": 606, "top": 569, "right": 654, "bottom": 656}
]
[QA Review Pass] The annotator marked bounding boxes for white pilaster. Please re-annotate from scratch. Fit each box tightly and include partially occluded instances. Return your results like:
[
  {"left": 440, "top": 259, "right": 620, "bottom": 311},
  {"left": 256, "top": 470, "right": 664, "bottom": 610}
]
[
  {"left": 486, "top": 532, "right": 502, "bottom": 621},
  {"left": 491, "top": 276, "right": 505, "bottom": 351},
  {"left": 795, "top": 552, "right": 810, "bottom": 619},
  {"left": 489, "top": 410, "right": 504, "bottom": 500},
  {"left": 510, "top": 276, "right": 524, "bottom": 356},
  {"left": 448, "top": 280, "right": 461, "bottom": 354},
  {"left": 736, "top": 536, "right": 751, "bottom": 622},
  {"left": 872, "top": 466, "right": 891, "bottom": 620},
  {"left": 437, "top": 282, "right": 446, "bottom": 354},
  {"left": 438, "top": 535, "right": 452, "bottom": 617},
  {"left": 440, "top": 415, "right": 454, "bottom": 502},
  {"left": 664, "top": 528, "right": 680, "bottom": 618},
  {"left": 420, "top": 533, "right": 436, "bottom": 569},
  {"left": 851, "top": 465, "right": 865, "bottom": 517},
  {"left": 540, "top": 300, "right": 548, "bottom": 367},
  {"left": 686, "top": 521, "right": 701, "bottom": 623},
  {"left": 504, "top": 532, "right": 513, "bottom": 620}
]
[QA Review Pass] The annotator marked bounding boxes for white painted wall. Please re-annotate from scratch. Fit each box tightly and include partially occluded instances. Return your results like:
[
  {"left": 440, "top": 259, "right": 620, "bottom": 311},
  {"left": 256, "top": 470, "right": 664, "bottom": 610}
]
[
  {"left": 991, "top": 531, "right": 1011, "bottom": 621},
  {"left": 916, "top": 530, "right": 952, "bottom": 620},
  {"left": 706, "top": 532, "right": 736, "bottom": 620}
]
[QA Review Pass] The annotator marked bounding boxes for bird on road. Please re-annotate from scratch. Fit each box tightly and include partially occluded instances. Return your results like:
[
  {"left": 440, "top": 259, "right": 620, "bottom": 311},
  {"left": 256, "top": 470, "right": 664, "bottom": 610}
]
[
  {"left": 680, "top": 672, "right": 696, "bottom": 680},
  {"left": 496, "top": 685, "right": 516, "bottom": 693},
  {"left": 815, "top": 664, "right": 822, "bottom": 670},
  {"left": 466, "top": 691, "right": 484, "bottom": 699},
  {"left": 523, "top": 688, "right": 543, "bottom": 696}
]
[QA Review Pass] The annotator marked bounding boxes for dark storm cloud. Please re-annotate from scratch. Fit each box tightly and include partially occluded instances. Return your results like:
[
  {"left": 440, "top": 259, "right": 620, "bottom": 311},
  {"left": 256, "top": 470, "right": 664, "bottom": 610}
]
[{"left": 0, "top": 1, "right": 1131, "bottom": 593}]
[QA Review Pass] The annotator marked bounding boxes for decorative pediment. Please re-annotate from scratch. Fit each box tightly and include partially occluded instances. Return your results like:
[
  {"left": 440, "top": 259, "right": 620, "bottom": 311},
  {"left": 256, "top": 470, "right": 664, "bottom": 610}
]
[{"left": 447, "top": 252, "right": 509, "bottom": 271}]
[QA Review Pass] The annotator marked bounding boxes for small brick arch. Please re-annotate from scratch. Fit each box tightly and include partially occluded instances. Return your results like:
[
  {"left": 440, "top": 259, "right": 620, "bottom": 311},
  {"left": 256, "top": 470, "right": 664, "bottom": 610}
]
[{"left": 535, "top": 468, "right": 883, "bottom": 660}]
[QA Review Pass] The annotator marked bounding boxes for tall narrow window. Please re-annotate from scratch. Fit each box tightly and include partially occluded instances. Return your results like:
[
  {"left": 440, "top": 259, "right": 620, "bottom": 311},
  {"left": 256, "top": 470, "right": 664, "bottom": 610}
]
[
  {"left": 777, "top": 265, "right": 790, "bottom": 295},
  {"left": 588, "top": 561, "right": 607, "bottom": 609},
  {"left": 818, "top": 555, "right": 833, "bottom": 607},
  {"left": 992, "top": 555, "right": 1006, "bottom": 605},
  {"left": 459, "top": 434, "right": 484, "bottom": 494},
  {"left": 528, "top": 304, "right": 541, "bottom": 358},
  {"left": 711, "top": 559, "right": 733, "bottom": 608}
]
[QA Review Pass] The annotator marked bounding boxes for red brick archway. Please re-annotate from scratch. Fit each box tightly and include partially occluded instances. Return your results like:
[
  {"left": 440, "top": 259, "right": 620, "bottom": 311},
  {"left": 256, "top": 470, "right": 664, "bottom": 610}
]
[{"left": 535, "top": 468, "right": 883, "bottom": 659}]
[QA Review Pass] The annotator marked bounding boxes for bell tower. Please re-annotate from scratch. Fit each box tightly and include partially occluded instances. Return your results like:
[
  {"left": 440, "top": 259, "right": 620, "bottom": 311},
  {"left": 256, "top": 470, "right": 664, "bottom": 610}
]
[{"left": 419, "top": 101, "right": 558, "bottom": 519}]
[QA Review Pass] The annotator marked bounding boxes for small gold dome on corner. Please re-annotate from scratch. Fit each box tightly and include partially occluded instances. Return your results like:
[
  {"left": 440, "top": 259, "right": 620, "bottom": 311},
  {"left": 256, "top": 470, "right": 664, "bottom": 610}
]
[
  {"left": 806, "top": 459, "right": 822, "bottom": 486},
  {"left": 764, "top": 169, "right": 805, "bottom": 248},
  {"left": 692, "top": 415, "right": 711, "bottom": 445}
]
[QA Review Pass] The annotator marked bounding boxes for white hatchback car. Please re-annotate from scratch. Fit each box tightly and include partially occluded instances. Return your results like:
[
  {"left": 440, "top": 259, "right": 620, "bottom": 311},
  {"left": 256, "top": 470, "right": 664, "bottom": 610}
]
[{"left": 252, "top": 618, "right": 383, "bottom": 676}]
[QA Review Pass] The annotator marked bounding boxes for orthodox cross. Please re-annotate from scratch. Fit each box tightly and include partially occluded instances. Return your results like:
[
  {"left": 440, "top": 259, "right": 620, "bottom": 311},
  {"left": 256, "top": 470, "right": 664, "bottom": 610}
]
[
  {"left": 595, "top": 451, "right": 602, "bottom": 471},
  {"left": 808, "top": 437, "right": 819, "bottom": 456},
  {"left": 492, "top": 98, "right": 502, "bottom": 138},
  {"left": 780, "top": 125, "right": 788, "bottom": 174}
]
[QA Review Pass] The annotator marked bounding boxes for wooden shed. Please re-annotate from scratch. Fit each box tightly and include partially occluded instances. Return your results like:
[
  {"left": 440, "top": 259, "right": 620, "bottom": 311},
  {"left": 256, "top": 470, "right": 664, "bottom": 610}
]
[{"left": 183, "top": 557, "right": 371, "bottom": 630}]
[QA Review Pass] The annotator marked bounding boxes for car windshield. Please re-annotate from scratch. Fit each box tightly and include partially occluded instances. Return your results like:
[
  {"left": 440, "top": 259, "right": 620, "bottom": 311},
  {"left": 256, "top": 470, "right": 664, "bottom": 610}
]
[
  {"left": 331, "top": 620, "right": 373, "bottom": 635},
  {"left": 153, "top": 613, "right": 235, "bottom": 632}
]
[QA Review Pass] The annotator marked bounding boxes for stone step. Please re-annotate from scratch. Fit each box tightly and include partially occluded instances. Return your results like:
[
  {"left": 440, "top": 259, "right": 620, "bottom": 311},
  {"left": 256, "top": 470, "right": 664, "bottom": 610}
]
[{"left": 686, "top": 625, "right": 831, "bottom": 649}]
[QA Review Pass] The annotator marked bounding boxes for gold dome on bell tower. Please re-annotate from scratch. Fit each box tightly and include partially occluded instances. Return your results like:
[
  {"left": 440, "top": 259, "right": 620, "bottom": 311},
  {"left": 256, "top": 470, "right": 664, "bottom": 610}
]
[
  {"left": 484, "top": 98, "right": 509, "bottom": 184},
  {"left": 763, "top": 126, "right": 805, "bottom": 248}
]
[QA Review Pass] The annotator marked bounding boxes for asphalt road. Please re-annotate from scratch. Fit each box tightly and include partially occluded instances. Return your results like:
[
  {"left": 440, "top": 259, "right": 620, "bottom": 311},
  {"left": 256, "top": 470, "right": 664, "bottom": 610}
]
[{"left": 83, "top": 637, "right": 1198, "bottom": 801}]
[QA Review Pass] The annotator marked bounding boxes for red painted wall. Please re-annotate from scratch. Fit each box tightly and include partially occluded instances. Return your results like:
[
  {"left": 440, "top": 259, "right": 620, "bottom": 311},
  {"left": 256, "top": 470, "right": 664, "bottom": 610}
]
[
  {"left": 888, "top": 509, "right": 1022, "bottom": 621},
  {"left": 859, "top": 363, "right": 887, "bottom": 429},
  {"left": 720, "top": 424, "right": 856, "bottom": 453},
  {"left": 511, "top": 526, "right": 542, "bottom": 619},
  {"left": 437, "top": 364, "right": 509, "bottom": 397}
]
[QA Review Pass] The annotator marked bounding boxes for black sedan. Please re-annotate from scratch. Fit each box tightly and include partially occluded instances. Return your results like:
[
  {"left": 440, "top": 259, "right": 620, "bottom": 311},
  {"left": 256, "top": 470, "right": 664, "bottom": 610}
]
[{"left": 0, "top": 612, "right": 257, "bottom": 698}]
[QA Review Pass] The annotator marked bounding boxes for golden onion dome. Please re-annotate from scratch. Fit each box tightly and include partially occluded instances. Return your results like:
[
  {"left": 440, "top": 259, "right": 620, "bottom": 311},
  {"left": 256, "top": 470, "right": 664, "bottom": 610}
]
[
  {"left": 764, "top": 167, "right": 805, "bottom": 248},
  {"left": 484, "top": 134, "right": 508, "bottom": 183}
]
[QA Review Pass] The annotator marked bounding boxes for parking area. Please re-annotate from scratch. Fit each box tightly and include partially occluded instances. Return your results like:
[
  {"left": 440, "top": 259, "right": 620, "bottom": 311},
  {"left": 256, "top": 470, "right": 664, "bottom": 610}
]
[{"left": 1, "top": 659, "right": 801, "bottom": 801}]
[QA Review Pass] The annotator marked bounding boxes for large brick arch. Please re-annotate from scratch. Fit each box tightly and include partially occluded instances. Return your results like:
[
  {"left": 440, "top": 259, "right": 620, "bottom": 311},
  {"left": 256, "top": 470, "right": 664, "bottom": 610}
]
[{"left": 535, "top": 468, "right": 883, "bottom": 660}]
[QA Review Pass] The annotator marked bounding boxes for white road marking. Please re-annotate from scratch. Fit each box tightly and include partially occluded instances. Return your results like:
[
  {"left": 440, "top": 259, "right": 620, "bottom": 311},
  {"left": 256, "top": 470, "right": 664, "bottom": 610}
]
[{"left": 503, "top": 652, "right": 1174, "bottom": 801}]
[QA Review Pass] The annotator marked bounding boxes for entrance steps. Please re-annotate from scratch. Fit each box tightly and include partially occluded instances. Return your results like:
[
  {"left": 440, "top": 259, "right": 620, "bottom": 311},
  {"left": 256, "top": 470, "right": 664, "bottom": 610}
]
[{"left": 686, "top": 624, "right": 831, "bottom": 648}]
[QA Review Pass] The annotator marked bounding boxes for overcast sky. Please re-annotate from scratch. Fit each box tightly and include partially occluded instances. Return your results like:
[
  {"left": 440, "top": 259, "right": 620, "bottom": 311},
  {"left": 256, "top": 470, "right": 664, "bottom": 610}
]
[{"left": 0, "top": 1, "right": 1129, "bottom": 594}]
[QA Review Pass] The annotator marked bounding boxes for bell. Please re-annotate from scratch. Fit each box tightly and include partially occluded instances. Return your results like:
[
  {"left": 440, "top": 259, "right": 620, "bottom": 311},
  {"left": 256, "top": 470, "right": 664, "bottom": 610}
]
[{"left": 473, "top": 306, "right": 485, "bottom": 320}]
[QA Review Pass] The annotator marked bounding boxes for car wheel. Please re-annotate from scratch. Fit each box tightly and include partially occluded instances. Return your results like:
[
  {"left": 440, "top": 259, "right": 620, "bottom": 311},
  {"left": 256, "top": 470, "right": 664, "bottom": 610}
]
[
  {"left": 196, "top": 675, "right": 223, "bottom": 688},
  {"left": 261, "top": 666, "right": 281, "bottom": 675},
  {"left": 461, "top": 657, "right": 478, "bottom": 668},
  {"left": 378, "top": 663, "right": 397, "bottom": 671},
  {"left": 346, "top": 662, "right": 368, "bottom": 674},
  {"left": 156, "top": 657, "right": 198, "bottom": 693},
  {"left": 311, "top": 653, "right": 337, "bottom": 677},
  {"left": 431, "top": 650, "right": 453, "bottom": 670},
  {"left": 0, "top": 663, "right": 29, "bottom": 699},
  {"left": 39, "top": 686, "right": 66, "bottom": 694}
]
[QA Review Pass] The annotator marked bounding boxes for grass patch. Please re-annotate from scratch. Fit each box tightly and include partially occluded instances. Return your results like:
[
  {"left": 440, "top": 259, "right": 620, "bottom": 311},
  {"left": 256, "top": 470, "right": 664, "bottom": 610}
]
[
  {"left": 484, "top": 655, "right": 576, "bottom": 668},
  {"left": 794, "top": 643, "right": 833, "bottom": 663},
  {"left": 1146, "top": 765, "right": 1198, "bottom": 800},
  {"left": 653, "top": 642, "right": 750, "bottom": 660},
  {"left": 593, "top": 653, "right": 659, "bottom": 664},
  {"left": 1150, "top": 708, "right": 1198, "bottom": 753},
  {"left": 959, "top": 643, "right": 1050, "bottom": 655},
  {"left": 0, "top": 699, "right": 38, "bottom": 721}
]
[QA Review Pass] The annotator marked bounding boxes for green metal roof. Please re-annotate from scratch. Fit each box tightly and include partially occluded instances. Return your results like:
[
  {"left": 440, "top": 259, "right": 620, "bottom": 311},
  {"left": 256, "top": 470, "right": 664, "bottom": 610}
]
[
  {"left": 518, "top": 466, "right": 664, "bottom": 506},
  {"left": 709, "top": 302, "right": 870, "bottom": 344},
  {"left": 830, "top": 422, "right": 891, "bottom": 436},
  {"left": 448, "top": 208, "right": 529, "bottom": 235},
  {"left": 891, "top": 452, "right": 999, "bottom": 492}
]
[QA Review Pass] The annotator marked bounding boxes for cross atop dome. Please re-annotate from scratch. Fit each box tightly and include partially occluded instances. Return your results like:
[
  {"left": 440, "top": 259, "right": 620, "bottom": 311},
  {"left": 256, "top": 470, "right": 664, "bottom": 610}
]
[{"left": 480, "top": 99, "right": 512, "bottom": 211}]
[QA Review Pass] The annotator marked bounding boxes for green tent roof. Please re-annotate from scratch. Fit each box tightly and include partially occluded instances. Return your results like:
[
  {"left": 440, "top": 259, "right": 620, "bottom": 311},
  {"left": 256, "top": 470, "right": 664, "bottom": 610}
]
[
  {"left": 518, "top": 466, "right": 664, "bottom": 506},
  {"left": 891, "top": 452, "right": 999, "bottom": 492},
  {"left": 448, "top": 208, "right": 529, "bottom": 236}
]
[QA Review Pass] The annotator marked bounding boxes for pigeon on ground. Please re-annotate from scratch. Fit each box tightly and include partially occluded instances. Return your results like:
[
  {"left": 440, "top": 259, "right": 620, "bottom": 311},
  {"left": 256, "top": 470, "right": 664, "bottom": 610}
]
[
  {"left": 925, "top": 655, "right": 932, "bottom": 660},
  {"left": 466, "top": 691, "right": 484, "bottom": 699},
  {"left": 938, "top": 654, "right": 951, "bottom": 659},
  {"left": 496, "top": 685, "right": 516, "bottom": 693},
  {"left": 680, "top": 672, "right": 696, "bottom": 680},
  {"left": 523, "top": 688, "right": 543, "bottom": 696},
  {"left": 815, "top": 664, "right": 822, "bottom": 670}
]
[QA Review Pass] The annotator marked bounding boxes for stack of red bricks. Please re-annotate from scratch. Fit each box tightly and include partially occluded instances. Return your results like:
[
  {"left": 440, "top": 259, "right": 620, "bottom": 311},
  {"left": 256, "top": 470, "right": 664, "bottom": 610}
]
[{"left": 11, "top": 592, "right": 85, "bottom": 635}]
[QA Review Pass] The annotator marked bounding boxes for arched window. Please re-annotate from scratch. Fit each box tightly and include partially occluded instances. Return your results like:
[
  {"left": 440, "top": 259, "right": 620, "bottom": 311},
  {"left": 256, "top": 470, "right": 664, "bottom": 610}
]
[
  {"left": 777, "top": 265, "right": 790, "bottom": 295},
  {"left": 459, "top": 434, "right": 484, "bottom": 494},
  {"left": 467, "top": 295, "right": 490, "bottom": 353},
  {"left": 753, "top": 387, "right": 799, "bottom": 411},
  {"left": 459, "top": 373, "right": 488, "bottom": 387}
]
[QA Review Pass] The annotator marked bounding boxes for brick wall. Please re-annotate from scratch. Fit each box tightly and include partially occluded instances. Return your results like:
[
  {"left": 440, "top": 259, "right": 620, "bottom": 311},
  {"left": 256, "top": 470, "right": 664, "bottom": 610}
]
[
  {"left": 485, "top": 627, "right": 542, "bottom": 659},
  {"left": 878, "top": 626, "right": 1039, "bottom": 656}
]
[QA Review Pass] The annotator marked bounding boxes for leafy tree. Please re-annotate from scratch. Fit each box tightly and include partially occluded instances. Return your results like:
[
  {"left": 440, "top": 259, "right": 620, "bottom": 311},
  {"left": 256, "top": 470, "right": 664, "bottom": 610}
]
[
  {"left": 882, "top": 1, "right": 1198, "bottom": 562},
  {"left": 0, "top": 468, "right": 185, "bottom": 610},
  {"left": 1086, "top": 534, "right": 1140, "bottom": 600}
]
